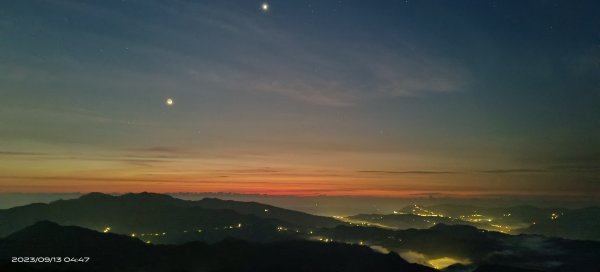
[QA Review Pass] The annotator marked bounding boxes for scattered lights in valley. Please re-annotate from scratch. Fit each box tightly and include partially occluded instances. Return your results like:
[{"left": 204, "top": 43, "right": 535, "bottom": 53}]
[
  {"left": 276, "top": 226, "right": 288, "bottom": 231},
  {"left": 410, "top": 205, "right": 445, "bottom": 217},
  {"left": 334, "top": 205, "right": 544, "bottom": 235},
  {"left": 106, "top": 222, "right": 251, "bottom": 244}
]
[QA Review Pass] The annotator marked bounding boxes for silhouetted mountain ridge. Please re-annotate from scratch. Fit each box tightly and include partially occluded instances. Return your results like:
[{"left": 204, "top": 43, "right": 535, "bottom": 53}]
[{"left": 0, "top": 192, "right": 341, "bottom": 243}]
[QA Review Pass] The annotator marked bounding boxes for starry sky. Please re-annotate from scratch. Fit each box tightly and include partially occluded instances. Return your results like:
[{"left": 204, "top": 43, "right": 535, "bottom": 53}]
[{"left": 1, "top": 0, "right": 599, "bottom": 197}]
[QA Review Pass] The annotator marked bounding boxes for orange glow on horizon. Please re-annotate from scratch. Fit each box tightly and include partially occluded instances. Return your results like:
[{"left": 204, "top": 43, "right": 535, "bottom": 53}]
[
  {"left": 0, "top": 175, "right": 595, "bottom": 199},
  {"left": 0, "top": 153, "right": 595, "bottom": 198}
]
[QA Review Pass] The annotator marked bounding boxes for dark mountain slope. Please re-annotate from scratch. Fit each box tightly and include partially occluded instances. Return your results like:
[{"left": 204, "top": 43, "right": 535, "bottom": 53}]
[
  {"left": 0, "top": 221, "right": 436, "bottom": 272},
  {"left": 194, "top": 197, "right": 340, "bottom": 227},
  {"left": 0, "top": 192, "right": 341, "bottom": 243}
]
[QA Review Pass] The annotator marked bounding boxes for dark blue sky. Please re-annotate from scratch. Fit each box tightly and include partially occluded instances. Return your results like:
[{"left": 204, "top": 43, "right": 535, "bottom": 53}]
[{"left": 0, "top": 0, "right": 598, "bottom": 196}]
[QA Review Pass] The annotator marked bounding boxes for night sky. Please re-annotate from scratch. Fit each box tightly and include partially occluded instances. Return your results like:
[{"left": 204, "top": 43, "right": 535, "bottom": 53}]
[{"left": 1, "top": 0, "right": 599, "bottom": 197}]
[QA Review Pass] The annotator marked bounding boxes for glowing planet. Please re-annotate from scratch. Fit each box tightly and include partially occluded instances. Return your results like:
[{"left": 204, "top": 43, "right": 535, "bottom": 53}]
[
  {"left": 261, "top": 3, "right": 269, "bottom": 11},
  {"left": 166, "top": 98, "right": 174, "bottom": 106}
]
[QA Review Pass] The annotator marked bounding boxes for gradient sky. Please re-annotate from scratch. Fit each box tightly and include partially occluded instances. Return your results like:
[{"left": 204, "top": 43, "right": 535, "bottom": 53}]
[{"left": 1, "top": 0, "right": 599, "bottom": 197}]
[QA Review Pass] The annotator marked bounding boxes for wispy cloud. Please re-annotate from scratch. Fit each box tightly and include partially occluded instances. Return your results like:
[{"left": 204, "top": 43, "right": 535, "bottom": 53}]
[
  {"left": 477, "top": 169, "right": 548, "bottom": 174},
  {"left": 0, "top": 151, "right": 46, "bottom": 156},
  {"left": 359, "top": 168, "right": 560, "bottom": 175},
  {"left": 358, "top": 170, "right": 457, "bottom": 175},
  {"left": 187, "top": 42, "right": 470, "bottom": 106}
]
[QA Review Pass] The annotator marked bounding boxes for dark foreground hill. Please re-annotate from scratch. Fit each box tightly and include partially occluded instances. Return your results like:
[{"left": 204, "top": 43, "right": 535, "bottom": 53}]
[
  {"left": 0, "top": 192, "right": 341, "bottom": 243},
  {"left": 0, "top": 221, "right": 435, "bottom": 272}
]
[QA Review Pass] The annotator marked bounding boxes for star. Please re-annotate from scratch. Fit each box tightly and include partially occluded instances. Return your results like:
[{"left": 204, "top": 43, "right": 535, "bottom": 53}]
[
  {"left": 165, "top": 98, "right": 174, "bottom": 106},
  {"left": 261, "top": 2, "right": 269, "bottom": 12}
]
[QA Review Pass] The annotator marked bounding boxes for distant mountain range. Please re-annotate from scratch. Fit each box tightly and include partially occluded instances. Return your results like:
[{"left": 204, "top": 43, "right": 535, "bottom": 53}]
[
  {"left": 0, "top": 192, "right": 341, "bottom": 243},
  {"left": 353, "top": 203, "right": 600, "bottom": 241},
  {"left": 0, "top": 221, "right": 435, "bottom": 272}
]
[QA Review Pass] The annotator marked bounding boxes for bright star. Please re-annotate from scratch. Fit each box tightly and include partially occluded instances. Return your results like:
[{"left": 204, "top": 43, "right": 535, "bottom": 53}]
[
  {"left": 166, "top": 98, "right": 174, "bottom": 106},
  {"left": 261, "top": 2, "right": 269, "bottom": 12}
]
